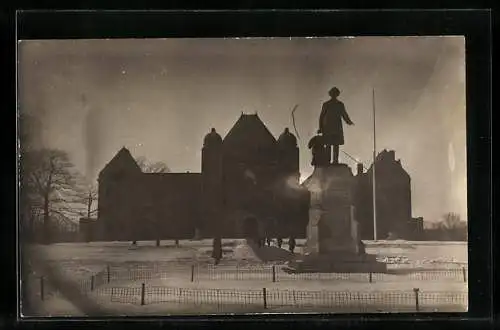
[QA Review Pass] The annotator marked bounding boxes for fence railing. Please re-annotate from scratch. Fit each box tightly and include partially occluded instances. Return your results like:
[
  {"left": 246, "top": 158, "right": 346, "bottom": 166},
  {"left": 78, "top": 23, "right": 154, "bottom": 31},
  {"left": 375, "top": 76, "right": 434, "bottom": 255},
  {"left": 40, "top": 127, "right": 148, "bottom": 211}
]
[
  {"left": 34, "top": 262, "right": 468, "bottom": 300},
  {"left": 32, "top": 262, "right": 468, "bottom": 313},
  {"left": 90, "top": 284, "right": 467, "bottom": 312},
  {"left": 104, "top": 263, "right": 469, "bottom": 284}
]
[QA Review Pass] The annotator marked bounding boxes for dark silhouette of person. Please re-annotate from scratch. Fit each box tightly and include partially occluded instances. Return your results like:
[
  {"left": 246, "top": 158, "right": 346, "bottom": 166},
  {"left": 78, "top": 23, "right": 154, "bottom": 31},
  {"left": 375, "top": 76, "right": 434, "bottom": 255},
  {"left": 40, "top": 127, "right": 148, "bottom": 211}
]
[
  {"left": 277, "top": 238, "right": 283, "bottom": 248},
  {"left": 288, "top": 237, "right": 296, "bottom": 253},
  {"left": 319, "top": 87, "right": 354, "bottom": 164},
  {"left": 212, "top": 237, "right": 222, "bottom": 265},
  {"left": 308, "top": 134, "right": 329, "bottom": 167},
  {"left": 257, "top": 237, "right": 263, "bottom": 248},
  {"left": 358, "top": 240, "right": 366, "bottom": 255}
]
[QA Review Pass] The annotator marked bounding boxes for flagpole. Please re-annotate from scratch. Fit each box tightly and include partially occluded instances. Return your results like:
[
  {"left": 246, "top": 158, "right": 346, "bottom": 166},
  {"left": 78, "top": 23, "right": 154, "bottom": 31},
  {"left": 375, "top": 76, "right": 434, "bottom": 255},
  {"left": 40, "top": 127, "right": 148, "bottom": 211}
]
[{"left": 372, "top": 88, "right": 378, "bottom": 241}]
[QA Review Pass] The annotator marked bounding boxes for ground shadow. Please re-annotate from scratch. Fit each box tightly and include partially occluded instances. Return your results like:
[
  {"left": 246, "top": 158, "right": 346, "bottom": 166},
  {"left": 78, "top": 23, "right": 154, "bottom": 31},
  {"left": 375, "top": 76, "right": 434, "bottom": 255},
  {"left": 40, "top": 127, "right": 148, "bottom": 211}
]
[{"left": 245, "top": 240, "right": 296, "bottom": 263}]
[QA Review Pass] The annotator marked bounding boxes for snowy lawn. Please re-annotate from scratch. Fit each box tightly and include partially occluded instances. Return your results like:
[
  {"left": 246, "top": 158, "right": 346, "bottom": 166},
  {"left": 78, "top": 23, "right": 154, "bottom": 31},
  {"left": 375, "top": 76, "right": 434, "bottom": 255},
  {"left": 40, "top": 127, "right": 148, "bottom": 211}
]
[
  {"left": 28, "top": 239, "right": 467, "bottom": 275},
  {"left": 23, "top": 239, "right": 468, "bottom": 316}
]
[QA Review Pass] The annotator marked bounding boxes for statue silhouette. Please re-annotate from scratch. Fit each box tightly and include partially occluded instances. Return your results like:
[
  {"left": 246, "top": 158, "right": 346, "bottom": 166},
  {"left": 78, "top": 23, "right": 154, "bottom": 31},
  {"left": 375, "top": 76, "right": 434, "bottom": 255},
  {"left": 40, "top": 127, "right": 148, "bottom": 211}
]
[
  {"left": 318, "top": 87, "right": 354, "bottom": 164},
  {"left": 308, "top": 134, "right": 329, "bottom": 167}
]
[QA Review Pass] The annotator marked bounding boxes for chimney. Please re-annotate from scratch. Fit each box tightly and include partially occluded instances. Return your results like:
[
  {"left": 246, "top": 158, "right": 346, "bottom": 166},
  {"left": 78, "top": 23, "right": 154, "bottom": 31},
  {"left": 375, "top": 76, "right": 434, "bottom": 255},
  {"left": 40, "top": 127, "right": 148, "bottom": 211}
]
[
  {"left": 389, "top": 150, "right": 395, "bottom": 160},
  {"left": 357, "top": 163, "right": 364, "bottom": 176}
]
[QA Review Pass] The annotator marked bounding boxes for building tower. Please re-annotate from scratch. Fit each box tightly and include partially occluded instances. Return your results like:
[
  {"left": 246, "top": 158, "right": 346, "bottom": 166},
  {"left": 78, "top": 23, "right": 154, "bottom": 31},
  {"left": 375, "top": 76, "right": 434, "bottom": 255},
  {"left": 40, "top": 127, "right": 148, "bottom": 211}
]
[
  {"left": 221, "top": 114, "right": 279, "bottom": 238},
  {"left": 201, "top": 128, "right": 224, "bottom": 237},
  {"left": 356, "top": 150, "right": 412, "bottom": 240},
  {"left": 277, "top": 127, "right": 299, "bottom": 181},
  {"left": 97, "top": 147, "right": 142, "bottom": 241},
  {"left": 276, "top": 127, "right": 309, "bottom": 238}
]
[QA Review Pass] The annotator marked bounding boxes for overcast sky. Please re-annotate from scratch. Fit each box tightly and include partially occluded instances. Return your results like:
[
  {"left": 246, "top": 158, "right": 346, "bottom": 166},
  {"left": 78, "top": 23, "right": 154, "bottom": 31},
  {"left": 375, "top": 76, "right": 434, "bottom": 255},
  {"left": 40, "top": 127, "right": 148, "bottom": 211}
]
[{"left": 18, "top": 37, "right": 466, "bottom": 222}]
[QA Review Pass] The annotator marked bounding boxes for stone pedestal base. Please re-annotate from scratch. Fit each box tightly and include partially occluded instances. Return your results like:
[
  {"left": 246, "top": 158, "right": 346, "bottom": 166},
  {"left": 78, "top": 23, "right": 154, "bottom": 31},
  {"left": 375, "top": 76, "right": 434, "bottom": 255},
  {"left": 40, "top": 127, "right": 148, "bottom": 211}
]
[
  {"left": 302, "top": 164, "right": 360, "bottom": 256},
  {"left": 295, "top": 163, "right": 387, "bottom": 273},
  {"left": 284, "top": 253, "right": 387, "bottom": 273}
]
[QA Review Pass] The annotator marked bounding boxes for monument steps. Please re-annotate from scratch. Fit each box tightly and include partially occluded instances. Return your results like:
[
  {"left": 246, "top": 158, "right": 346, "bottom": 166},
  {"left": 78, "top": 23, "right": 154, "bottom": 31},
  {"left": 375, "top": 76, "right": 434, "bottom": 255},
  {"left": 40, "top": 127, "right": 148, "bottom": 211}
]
[{"left": 245, "top": 240, "right": 296, "bottom": 263}]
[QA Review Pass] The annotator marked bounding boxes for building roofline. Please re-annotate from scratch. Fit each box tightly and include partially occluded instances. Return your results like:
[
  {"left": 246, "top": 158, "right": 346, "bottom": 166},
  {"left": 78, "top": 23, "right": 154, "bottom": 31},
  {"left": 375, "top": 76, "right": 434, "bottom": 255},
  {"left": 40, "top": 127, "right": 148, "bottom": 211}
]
[
  {"left": 223, "top": 113, "right": 277, "bottom": 145},
  {"left": 99, "top": 147, "right": 141, "bottom": 177}
]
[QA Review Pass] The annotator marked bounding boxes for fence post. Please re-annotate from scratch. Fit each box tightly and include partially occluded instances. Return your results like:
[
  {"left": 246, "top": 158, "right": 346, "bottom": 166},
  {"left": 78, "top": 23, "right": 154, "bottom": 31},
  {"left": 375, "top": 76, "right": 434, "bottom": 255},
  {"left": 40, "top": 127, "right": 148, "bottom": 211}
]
[
  {"left": 107, "top": 265, "right": 111, "bottom": 283},
  {"left": 272, "top": 265, "right": 276, "bottom": 283},
  {"left": 263, "top": 288, "right": 267, "bottom": 309},
  {"left": 369, "top": 272, "right": 373, "bottom": 283},
  {"left": 191, "top": 264, "right": 195, "bottom": 282},
  {"left": 40, "top": 276, "right": 44, "bottom": 301},
  {"left": 91, "top": 275, "right": 95, "bottom": 291},
  {"left": 413, "top": 288, "right": 420, "bottom": 312},
  {"left": 141, "top": 283, "right": 145, "bottom": 306},
  {"left": 462, "top": 267, "right": 467, "bottom": 282}
]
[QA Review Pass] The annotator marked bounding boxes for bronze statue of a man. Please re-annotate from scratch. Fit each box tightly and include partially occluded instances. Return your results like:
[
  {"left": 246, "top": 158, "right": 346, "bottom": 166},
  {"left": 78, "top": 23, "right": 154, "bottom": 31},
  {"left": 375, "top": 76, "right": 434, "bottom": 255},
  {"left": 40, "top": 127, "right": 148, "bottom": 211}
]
[{"left": 318, "top": 87, "right": 354, "bottom": 164}]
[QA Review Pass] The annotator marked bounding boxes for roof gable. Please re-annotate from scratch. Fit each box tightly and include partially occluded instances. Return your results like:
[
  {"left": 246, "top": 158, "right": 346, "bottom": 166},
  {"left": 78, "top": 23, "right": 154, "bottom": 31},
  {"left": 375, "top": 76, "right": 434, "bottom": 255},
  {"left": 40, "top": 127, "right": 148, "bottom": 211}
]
[
  {"left": 366, "top": 150, "right": 410, "bottom": 179},
  {"left": 99, "top": 147, "right": 142, "bottom": 178},
  {"left": 223, "top": 114, "right": 277, "bottom": 149}
]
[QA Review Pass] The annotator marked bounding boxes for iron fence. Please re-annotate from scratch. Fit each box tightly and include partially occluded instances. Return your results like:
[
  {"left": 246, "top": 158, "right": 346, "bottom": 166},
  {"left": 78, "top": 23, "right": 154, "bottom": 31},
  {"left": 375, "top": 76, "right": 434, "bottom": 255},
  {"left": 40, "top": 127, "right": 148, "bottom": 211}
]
[
  {"left": 31, "top": 262, "right": 468, "bottom": 313},
  {"left": 103, "top": 263, "right": 469, "bottom": 283},
  {"left": 32, "top": 262, "right": 468, "bottom": 302},
  {"left": 90, "top": 284, "right": 467, "bottom": 312}
]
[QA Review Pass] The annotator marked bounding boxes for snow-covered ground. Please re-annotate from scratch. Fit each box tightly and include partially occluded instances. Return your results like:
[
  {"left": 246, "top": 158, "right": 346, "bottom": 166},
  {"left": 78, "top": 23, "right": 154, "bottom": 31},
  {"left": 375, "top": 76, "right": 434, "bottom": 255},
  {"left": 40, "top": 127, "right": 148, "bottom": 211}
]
[
  {"left": 364, "top": 240, "right": 467, "bottom": 267},
  {"left": 32, "top": 238, "right": 467, "bottom": 264},
  {"left": 23, "top": 239, "right": 468, "bottom": 316}
]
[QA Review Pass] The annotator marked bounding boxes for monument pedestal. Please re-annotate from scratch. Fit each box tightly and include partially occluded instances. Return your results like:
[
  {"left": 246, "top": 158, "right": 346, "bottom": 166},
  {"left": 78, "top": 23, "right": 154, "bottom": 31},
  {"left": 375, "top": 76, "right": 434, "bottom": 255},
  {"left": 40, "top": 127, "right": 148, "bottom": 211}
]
[{"left": 286, "top": 163, "right": 387, "bottom": 273}]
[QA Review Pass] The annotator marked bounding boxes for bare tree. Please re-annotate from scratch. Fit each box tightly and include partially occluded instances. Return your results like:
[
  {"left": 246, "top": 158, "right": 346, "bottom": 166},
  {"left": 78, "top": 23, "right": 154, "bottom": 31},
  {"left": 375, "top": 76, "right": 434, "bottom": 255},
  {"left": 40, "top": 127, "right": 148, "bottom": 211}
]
[
  {"left": 22, "top": 148, "right": 82, "bottom": 244},
  {"left": 439, "top": 212, "right": 465, "bottom": 229},
  {"left": 19, "top": 113, "right": 44, "bottom": 241},
  {"left": 71, "top": 181, "right": 98, "bottom": 219},
  {"left": 135, "top": 156, "right": 171, "bottom": 173},
  {"left": 84, "top": 184, "right": 98, "bottom": 219},
  {"left": 423, "top": 212, "right": 467, "bottom": 241},
  {"left": 18, "top": 112, "right": 43, "bottom": 314}
]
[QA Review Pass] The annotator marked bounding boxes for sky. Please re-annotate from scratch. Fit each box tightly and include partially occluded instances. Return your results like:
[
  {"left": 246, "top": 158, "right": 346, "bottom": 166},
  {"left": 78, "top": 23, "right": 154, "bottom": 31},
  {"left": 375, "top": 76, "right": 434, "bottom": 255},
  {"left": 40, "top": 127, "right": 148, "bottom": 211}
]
[{"left": 18, "top": 37, "right": 466, "bottom": 223}]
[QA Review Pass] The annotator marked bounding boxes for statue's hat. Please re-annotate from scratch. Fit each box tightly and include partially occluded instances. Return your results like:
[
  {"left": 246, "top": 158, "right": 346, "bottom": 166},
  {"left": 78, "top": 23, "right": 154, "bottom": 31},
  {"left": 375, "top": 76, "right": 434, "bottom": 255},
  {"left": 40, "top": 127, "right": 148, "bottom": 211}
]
[{"left": 329, "top": 87, "right": 340, "bottom": 97}]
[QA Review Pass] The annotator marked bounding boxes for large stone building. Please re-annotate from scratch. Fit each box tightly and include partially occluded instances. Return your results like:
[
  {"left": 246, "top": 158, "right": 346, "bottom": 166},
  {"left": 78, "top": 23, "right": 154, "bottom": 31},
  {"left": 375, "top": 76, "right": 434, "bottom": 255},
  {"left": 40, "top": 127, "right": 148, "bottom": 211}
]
[
  {"left": 355, "top": 149, "right": 416, "bottom": 240},
  {"left": 97, "top": 147, "right": 202, "bottom": 241},
  {"left": 97, "top": 114, "right": 310, "bottom": 241},
  {"left": 96, "top": 115, "right": 419, "bottom": 242}
]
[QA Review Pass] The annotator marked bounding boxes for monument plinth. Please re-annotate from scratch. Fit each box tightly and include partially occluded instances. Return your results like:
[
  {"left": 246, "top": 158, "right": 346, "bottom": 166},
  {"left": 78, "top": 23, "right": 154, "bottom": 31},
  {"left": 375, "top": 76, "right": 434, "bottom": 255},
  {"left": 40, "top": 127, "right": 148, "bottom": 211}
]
[
  {"left": 304, "top": 164, "right": 358, "bottom": 255},
  {"left": 286, "top": 163, "right": 387, "bottom": 273}
]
